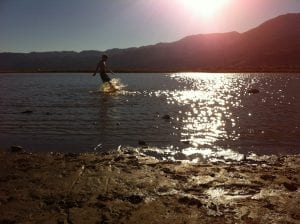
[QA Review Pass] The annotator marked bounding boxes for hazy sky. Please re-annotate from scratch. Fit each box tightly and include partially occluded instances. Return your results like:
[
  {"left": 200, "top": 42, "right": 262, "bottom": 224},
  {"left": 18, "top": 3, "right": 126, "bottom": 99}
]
[{"left": 1, "top": 0, "right": 300, "bottom": 52}]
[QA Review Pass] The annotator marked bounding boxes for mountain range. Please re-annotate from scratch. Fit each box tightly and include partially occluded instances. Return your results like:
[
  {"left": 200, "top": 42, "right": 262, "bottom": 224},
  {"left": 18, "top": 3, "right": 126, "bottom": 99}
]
[{"left": 1, "top": 13, "right": 300, "bottom": 72}]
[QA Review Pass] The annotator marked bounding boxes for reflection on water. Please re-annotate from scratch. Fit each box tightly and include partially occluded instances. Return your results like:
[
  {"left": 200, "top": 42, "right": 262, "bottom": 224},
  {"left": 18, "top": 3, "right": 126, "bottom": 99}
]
[
  {"left": 140, "top": 72, "right": 299, "bottom": 161},
  {"left": 0, "top": 73, "right": 299, "bottom": 161},
  {"left": 169, "top": 73, "right": 243, "bottom": 161},
  {"left": 133, "top": 73, "right": 244, "bottom": 161}
]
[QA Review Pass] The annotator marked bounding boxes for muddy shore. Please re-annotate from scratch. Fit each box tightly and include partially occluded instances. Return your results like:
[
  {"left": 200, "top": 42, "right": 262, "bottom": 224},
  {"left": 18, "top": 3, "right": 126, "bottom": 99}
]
[{"left": 0, "top": 149, "right": 299, "bottom": 224}]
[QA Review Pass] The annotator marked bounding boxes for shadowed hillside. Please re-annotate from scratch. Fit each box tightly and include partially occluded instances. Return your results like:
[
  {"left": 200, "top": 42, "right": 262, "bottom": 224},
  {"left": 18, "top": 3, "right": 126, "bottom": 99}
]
[{"left": 1, "top": 13, "right": 300, "bottom": 72}]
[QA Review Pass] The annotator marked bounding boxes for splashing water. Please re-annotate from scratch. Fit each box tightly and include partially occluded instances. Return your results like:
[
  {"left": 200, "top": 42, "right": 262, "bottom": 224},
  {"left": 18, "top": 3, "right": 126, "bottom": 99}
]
[{"left": 98, "top": 78, "right": 126, "bottom": 93}]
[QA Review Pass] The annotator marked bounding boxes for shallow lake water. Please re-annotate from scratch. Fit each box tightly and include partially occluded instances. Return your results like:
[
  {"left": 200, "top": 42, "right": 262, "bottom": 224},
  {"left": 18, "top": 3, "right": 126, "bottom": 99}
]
[{"left": 0, "top": 73, "right": 299, "bottom": 161}]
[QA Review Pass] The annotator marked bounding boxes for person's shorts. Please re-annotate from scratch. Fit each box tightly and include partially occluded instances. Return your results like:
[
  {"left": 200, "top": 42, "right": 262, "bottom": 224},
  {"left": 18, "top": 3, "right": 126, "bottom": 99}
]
[{"left": 100, "top": 73, "right": 111, "bottom": 83}]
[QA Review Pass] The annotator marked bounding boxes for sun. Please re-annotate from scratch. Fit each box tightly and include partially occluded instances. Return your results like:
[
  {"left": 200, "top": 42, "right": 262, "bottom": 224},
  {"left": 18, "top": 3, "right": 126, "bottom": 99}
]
[{"left": 179, "top": 0, "right": 229, "bottom": 18}]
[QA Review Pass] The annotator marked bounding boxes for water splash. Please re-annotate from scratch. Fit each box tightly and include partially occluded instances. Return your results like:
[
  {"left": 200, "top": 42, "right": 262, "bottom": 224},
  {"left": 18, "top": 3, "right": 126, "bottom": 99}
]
[{"left": 98, "top": 78, "right": 126, "bottom": 93}]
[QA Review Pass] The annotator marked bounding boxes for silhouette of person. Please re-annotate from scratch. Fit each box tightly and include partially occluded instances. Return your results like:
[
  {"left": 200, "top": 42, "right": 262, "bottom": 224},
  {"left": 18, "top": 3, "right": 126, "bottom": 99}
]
[
  {"left": 92, "top": 54, "right": 117, "bottom": 92},
  {"left": 92, "top": 54, "right": 112, "bottom": 83}
]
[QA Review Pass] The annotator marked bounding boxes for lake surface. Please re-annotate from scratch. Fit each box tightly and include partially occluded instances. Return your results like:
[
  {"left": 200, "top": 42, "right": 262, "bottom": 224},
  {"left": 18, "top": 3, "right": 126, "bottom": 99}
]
[{"left": 0, "top": 73, "right": 299, "bottom": 161}]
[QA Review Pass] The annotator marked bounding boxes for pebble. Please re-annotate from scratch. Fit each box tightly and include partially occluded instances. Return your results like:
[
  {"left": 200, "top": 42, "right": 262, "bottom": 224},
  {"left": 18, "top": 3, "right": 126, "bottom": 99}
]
[
  {"left": 181, "top": 140, "right": 190, "bottom": 145},
  {"left": 248, "top": 89, "right": 260, "bottom": 94},
  {"left": 178, "top": 196, "right": 202, "bottom": 208},
  {"left": 283, "top": 182, "right": 298, "bottom": 191},
  {"left": 125, "top": 195, "right": 144, "bottom": 204},
  {"left": 138, "top": 140, "right": 147, "bottom": 146},
  {"left": 162, "top": 114, "right": 171, "bottom": 120},
  {"left": 10, "top": 145, "right": 24, "bottom": 153},
  {"left": 21, "top": 110, "right": 33, "bottom": 114},
  {"left": 260, "top": 174, "right": 276, "bottom": 181}
]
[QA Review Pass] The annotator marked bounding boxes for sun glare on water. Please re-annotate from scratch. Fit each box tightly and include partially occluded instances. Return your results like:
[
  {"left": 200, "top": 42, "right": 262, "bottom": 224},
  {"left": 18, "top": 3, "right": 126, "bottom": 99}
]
[{"left": 179, "top": 0, "right": 229, "bottom": 18}]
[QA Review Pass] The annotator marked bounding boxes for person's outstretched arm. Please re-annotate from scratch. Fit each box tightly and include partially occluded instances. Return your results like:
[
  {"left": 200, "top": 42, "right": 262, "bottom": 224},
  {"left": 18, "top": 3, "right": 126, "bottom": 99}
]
[{"left": 108, "top": 68, "right": 116, "bottom": 75}]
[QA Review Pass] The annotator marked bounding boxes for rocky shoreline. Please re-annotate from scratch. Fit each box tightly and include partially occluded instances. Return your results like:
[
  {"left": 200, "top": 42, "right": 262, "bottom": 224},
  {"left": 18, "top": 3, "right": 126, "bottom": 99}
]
[{"left": 0, "top": 149, "right": 299, "bottom": 224}]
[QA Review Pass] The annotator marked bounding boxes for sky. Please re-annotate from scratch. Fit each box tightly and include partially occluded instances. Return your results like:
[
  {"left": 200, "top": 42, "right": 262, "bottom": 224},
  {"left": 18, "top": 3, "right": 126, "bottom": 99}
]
[{"left": 1, "top": 0, "right": 300, "bottom": 53}]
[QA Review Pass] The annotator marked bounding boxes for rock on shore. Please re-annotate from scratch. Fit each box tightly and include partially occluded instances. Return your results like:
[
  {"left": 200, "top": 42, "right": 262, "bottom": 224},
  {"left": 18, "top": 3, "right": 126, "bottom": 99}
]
[{"left": 0, "top": 149, "right": 299, "bottom": 224}]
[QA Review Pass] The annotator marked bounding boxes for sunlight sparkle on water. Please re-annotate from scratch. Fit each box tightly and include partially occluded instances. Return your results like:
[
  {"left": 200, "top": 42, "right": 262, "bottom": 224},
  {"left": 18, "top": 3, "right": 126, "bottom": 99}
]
[{"left": 168, "top": 73, "right": 244, "bottom": 161}]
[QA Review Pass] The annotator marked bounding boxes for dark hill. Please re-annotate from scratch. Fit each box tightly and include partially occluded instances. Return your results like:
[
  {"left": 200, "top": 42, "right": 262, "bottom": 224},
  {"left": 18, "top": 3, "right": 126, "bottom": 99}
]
[
  {"left": 233, "top": 13, "right": 300, "bottom": 70},
  {"left": 1, "top": 13, "right": 300, "bottom": 72}
]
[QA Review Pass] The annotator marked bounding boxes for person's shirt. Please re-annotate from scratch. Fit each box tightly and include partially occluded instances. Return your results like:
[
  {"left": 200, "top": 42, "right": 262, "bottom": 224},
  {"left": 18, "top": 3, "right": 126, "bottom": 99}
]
[{"left": 99, "top": 60, "right": 106, "bottom": 74}]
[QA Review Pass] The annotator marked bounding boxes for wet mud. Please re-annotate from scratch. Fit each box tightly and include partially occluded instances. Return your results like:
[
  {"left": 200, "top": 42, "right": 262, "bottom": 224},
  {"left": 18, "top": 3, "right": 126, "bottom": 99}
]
[{"left": 0, "top": 149, "right": 299, "bottom": 224}]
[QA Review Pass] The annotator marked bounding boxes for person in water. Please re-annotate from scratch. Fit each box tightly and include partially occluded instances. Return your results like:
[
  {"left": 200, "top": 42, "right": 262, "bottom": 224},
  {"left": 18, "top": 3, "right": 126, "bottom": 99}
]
[{"left": 92, "top": 54, "right": 113, "bottom": 85}]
